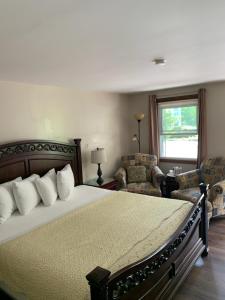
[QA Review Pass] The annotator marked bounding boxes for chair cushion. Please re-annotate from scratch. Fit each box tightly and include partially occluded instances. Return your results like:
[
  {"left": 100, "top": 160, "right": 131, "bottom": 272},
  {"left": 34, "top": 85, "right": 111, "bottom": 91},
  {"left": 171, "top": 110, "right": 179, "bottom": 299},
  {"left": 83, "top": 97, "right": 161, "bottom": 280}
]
[
  {"left": 171, "top": 187, "right": 201, "bottom": 203},
  {"left": 127, "top": 182, "right": 161, "bottom": 197},
  {"left": 135, "top": 153, "right": 157, "bottom": 181},
  {"left": 127, "top": 166, "right": 146, "bottom": 183},
  {"left": 122, "top": 153, "right": 157, "bottom": 181}
]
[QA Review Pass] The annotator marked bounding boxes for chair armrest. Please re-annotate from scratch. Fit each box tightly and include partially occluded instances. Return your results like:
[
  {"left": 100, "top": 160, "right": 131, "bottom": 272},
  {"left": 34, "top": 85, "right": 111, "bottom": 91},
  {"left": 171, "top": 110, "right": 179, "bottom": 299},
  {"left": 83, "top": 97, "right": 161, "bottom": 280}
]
[
  {"left": 210, "top": 179, "right": 225, "bottom": 195},
  {"left": 208, "top": 180, "right": 225, "bottom": 212},
  {"left": 151, "top": 166, "right": 165, "bottom": 188},
  {"left": 114, "top": 167, "right": 127, "bottom": 188},
  {"left": 176, "top": 169, "right": 201, "bottom": 190}
]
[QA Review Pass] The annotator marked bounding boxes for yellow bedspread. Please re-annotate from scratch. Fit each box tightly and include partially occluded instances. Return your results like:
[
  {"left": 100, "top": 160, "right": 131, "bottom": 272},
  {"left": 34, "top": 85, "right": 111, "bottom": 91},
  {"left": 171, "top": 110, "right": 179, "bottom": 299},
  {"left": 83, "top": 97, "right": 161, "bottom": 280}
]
[{"left": 0, "top": 191, "right": 193, "bottom": 300}]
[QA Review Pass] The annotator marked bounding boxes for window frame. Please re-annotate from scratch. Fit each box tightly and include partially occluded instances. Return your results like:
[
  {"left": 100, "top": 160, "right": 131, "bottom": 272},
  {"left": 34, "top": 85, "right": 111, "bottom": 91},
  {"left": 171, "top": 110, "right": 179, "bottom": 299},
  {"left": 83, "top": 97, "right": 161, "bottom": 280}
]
[{"left": 157, "top": 94, "right": 199, "bottom": 164}]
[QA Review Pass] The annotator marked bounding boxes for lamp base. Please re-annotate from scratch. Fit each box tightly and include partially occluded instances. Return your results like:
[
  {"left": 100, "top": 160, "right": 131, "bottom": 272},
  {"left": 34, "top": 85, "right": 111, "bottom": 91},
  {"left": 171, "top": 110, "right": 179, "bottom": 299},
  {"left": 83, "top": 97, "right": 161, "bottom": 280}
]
[
  {"left": 96, "top": 176, "right": 104, "bottom": 185},
  {"left": 96, "top": 163, "right": 104, "bottom": 185}
]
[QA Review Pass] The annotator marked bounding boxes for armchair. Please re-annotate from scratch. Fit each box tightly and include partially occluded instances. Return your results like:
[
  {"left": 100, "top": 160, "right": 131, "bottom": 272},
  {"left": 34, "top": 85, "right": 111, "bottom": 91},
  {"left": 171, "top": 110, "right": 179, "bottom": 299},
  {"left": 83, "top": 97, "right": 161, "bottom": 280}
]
[
  {"left": 114, "top": 153, "right": 165, "bottom": 197},
  {"left": 171, "top": 157, "right": 225, "bottom": 220}
]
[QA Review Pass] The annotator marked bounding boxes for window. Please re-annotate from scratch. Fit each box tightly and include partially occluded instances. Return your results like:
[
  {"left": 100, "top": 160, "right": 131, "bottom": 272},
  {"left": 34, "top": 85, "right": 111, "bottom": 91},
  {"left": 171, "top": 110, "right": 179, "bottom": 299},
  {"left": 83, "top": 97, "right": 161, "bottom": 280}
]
[{"left": 158, "top": 99, "right": 198, "bottom": 160}]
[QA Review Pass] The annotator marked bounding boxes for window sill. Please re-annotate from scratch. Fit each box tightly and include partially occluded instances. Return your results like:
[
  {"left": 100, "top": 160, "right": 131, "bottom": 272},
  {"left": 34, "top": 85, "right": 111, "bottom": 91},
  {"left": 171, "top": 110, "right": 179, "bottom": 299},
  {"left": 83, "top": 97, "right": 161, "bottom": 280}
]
[{"left": 159, "top": 157, "right": 197, "bottom": 164}]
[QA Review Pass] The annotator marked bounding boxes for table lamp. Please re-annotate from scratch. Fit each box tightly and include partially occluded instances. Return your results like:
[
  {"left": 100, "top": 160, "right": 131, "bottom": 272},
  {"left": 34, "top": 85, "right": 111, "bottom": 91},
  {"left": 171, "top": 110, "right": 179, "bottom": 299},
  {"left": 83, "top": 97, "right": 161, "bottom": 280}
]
[{"left": 91, "top": 148, "right": 107, "bottom": 185}]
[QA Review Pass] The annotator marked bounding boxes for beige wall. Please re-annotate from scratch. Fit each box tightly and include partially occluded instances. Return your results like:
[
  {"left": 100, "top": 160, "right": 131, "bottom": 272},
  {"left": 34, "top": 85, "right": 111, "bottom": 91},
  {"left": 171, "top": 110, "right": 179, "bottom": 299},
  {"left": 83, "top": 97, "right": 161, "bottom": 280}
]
[
  {"left": 2, "top": 80, "right": 225, "bottom": 180},
  {"left": 0, "top": 81, "right": 129, "bottom": 181},
  {"left": 127, "top": 81, "right": 225, "bottom": 173}
]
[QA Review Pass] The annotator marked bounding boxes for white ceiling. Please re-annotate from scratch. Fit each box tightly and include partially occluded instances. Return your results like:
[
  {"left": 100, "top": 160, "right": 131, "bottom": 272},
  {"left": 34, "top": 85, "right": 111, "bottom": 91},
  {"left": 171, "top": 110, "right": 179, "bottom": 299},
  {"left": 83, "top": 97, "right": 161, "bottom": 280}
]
[{"left": 1, "top": 0, "right": 225, "bottom": 93}]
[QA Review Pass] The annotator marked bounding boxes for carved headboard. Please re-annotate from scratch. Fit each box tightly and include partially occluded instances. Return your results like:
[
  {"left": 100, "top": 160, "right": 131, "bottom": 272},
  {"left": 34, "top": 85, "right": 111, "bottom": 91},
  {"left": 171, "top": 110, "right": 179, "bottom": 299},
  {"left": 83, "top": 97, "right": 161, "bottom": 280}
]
[{"left": 0, "top": 139, "right": 83, "bottom": 185}]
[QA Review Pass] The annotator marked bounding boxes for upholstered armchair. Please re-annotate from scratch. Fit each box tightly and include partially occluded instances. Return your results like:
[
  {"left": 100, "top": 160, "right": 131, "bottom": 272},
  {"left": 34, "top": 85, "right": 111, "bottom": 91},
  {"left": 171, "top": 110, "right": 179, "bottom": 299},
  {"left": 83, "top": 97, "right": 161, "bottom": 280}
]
[
  {"left": 171, "top": 158, "right": 225, "bottom": 220},
  {"left": 114, "top": 153, "right": 165, "bottom": 197}
]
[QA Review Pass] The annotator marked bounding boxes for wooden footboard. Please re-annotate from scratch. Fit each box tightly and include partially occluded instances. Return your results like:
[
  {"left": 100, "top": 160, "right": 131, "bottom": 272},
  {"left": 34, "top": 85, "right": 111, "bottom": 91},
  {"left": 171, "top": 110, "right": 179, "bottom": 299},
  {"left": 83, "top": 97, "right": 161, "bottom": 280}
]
[
  {"left": 86, "top": 183, "right": 208, "bottom": 300},
  {"left": 0, "top": 183, "right": 208, "bottom": 300}
]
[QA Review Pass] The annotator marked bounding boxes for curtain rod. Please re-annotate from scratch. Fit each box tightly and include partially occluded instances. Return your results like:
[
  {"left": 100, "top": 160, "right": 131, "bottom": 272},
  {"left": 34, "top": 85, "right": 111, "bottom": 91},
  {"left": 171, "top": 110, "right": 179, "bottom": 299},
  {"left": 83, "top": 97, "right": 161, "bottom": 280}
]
[
  {"left": 155, "top": 90, "right": 198, "bottom": 98},
  {"left": 156, "top": 93, "right": 199, "bottom": 103}
]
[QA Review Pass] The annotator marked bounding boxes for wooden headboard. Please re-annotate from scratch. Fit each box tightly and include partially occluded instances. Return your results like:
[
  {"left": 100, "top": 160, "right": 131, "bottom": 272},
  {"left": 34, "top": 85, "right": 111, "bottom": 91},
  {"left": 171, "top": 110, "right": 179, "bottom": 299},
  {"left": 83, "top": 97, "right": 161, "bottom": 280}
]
[{"left": 0, "top": 139, "right": 83, "bottom": 185}]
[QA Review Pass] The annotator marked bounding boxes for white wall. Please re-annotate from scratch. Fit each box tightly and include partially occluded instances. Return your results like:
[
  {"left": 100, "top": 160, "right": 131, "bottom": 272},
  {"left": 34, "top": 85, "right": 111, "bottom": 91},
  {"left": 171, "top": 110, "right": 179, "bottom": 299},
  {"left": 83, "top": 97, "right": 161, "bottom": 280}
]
[
  {"left": 127, "top": 81, "right": 225, "bottom": 173},
  {"left": 0, "top": 81, "right": 129, "bottom": 180}
]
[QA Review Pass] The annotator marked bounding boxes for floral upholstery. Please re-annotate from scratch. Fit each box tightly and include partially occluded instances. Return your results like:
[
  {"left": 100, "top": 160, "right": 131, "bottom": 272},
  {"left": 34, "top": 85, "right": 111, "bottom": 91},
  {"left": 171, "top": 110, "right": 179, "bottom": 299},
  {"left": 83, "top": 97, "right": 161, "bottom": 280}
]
[
  {"left": 122, "top": 182, "right": 161, "bottom": 197},
  {"left": 121, "top": 154, "right": 157, "bottom": 181},
  {"left": 171, "top": 157, "right": 225, "bottom": 220},
  {"left": 114, "top": 153, "right": 164, "bottom": 196},
  {"left": 176, "top": 169, "right": 201, "bottom": 190},
  {"left": 201, "top": 157, "right": 225, "bottom": 186},
  {"left": 151, "top": 166, "right": 165, "bottom": 188},
  {"left": 127, "top": 166, "right": 147, "bottom": 183},
  {"left": 114, "top": 167, "right": 127, "bottom": 188},
  {"left": 172, "top": 187, "right": 212, "bottom": 220}
]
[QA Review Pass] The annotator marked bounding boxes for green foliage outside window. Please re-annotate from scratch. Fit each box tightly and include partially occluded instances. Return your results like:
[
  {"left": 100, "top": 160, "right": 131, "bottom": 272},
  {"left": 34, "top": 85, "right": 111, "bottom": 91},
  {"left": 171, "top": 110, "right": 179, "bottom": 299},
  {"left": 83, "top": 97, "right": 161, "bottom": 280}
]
[{"left": 162, "top": 105, "right": 197, "bottom": 134}]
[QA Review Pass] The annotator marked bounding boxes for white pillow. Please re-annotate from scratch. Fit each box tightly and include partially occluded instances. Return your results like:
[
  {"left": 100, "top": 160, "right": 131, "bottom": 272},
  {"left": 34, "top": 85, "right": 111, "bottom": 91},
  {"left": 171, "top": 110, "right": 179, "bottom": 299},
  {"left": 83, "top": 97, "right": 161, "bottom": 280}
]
[
  {"left": 13, "top": 174, "right": 41, "bottom": 215},
  {"left": 0, "top": 177, "right": 22, "bottom": 224},
  {"left": 35, "top": 169, "right": 58, "bottom": 206},
  {"left": 57, "top": 164, "right": 75, "bottom": 200}
]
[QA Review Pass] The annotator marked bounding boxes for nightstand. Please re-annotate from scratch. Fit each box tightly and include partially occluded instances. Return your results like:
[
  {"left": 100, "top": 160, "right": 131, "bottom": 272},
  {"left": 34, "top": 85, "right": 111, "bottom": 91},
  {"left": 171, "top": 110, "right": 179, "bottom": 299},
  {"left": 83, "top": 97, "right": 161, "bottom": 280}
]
[
  {"left": 84, "top": 178, "right": 119, "bottom": 190},
  {"left": 163, "top": 174, "right": 179, "bottom": 198}
]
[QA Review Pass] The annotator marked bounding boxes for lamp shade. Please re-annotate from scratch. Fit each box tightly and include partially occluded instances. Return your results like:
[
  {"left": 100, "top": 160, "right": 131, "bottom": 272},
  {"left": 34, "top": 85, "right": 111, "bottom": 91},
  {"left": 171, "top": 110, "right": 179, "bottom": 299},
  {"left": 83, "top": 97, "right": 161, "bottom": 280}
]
[
  {"left": 134, "top": 112, "right": 144, "bottom": 121},
  {"left": 132, "top": 134, "right": 138, "bottom": 141},
  {"left": 91, "top": 148, "right": 107, "bottom": 164}
]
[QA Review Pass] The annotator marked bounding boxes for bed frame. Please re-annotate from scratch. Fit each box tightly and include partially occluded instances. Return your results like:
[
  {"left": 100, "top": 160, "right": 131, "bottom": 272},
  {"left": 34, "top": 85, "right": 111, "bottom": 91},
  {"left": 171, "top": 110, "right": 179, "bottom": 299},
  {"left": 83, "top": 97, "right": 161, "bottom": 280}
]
[
  {"left": 86, "top": 184, "right": 208, "bottom": 300},
  {"left": 0, "top": 139, "right": 83, "bottom": 185},
  {"left": 0, "top": 139, "right": 208, "bottom": 300},
  {"left": 0, "top": 139, "right": 83, "bottom": 299}
]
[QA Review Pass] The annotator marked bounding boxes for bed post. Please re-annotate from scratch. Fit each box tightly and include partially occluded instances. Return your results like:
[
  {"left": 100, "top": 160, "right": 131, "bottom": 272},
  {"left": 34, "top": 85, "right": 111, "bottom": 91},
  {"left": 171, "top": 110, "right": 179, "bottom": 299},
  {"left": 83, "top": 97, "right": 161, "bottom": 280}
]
[
  {"left": 74, "top": 138, "right": 83, "bottom": 185},
  {"left": 86, "top": 266, "right": 111, "bottom": 300},
  {"left": 199, "top": 183, "right": 209, "bottom": 257}
]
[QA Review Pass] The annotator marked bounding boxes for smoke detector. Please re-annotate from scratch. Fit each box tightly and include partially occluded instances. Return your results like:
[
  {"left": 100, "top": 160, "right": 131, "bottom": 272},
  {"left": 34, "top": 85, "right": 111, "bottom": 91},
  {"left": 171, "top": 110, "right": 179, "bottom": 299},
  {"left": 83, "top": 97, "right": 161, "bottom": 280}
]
[{"left": 152, "top": 58, "right": 167, "bottom": 66}]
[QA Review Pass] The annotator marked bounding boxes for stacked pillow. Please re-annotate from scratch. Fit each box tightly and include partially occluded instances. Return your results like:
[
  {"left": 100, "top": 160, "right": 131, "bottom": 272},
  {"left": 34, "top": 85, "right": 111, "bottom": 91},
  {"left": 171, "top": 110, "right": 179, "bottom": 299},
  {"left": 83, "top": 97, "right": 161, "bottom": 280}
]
[
  {"left": 57, "top": 164, "right": 75, "bottom": 201},
  {"left": 36, "top": 169, "right": 58, "bottom": 206},
  {"left": 0, "top": 177, "right": 22, "bottom": 224},
  {"left": 13, "top": 174, "right": 41, "bottom": 215},
  {"left": 0, "top": 164, "right": 75, "bottom": 224}
]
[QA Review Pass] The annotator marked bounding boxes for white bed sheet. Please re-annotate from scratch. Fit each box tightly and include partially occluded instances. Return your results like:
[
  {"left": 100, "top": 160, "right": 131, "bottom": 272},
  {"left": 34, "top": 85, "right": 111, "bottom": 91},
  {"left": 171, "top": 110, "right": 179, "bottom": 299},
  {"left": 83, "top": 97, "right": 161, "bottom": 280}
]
[{"left": 0, "top": 185, "right": 113, "bottom": 245}]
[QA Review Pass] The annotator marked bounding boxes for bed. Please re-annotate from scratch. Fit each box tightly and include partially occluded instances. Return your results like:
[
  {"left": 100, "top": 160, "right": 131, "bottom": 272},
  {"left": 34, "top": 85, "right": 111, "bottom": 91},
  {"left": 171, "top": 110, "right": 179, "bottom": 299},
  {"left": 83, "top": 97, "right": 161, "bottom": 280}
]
[{"left": 0, "top": 139, "right": 208, "bottom": 300}]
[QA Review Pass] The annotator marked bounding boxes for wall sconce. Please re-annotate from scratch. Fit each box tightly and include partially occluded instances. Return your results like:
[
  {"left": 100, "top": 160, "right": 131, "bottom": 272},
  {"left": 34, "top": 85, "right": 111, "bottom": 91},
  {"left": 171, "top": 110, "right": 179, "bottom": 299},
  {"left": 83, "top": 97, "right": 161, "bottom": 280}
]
[{"left": 132, "top": 113, "right": 144, "bottom": 153}]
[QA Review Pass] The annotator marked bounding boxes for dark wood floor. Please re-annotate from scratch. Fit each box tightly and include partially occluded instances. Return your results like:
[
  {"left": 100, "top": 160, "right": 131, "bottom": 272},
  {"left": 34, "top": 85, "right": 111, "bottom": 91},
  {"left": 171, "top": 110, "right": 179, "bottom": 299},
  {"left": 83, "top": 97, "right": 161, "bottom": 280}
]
[{"left": 175, "top": 218, "right": 225, "bottom": 300}]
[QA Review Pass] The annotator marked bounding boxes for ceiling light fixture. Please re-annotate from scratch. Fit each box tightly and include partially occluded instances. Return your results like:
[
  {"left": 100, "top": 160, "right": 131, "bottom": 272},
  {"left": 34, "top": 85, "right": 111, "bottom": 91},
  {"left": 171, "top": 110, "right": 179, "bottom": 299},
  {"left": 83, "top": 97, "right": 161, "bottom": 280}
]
[{"left": 152, "top": 58, "right": 167, "bottom": 66}]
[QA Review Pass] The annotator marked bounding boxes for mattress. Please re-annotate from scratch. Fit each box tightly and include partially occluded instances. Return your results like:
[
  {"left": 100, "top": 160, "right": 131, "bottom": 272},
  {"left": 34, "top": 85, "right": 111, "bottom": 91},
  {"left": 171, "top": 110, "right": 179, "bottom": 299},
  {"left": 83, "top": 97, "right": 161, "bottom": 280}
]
[
  {"left": 0, "top": 185, "right": 112, "bottom": 245},
  {"left": 0, "top": 187, "right": 193, "bottom": 300}
]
